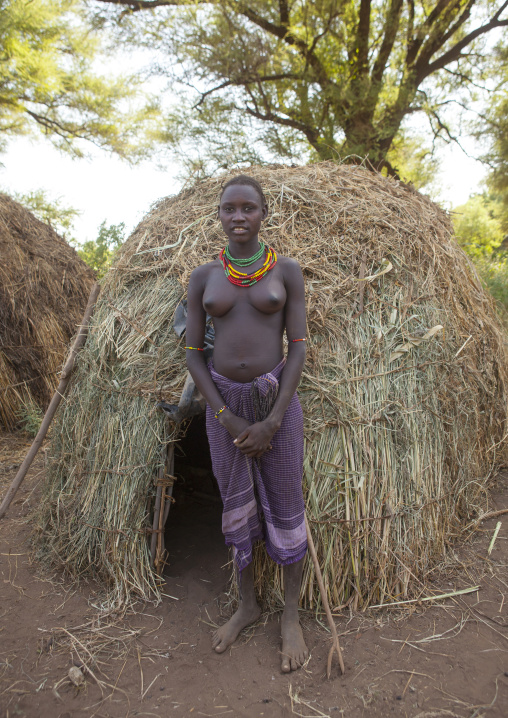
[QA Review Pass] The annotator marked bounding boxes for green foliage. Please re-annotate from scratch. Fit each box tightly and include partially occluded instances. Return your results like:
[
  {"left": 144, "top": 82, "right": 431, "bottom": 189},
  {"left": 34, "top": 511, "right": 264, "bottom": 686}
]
[
  {"left": 0, "top": 0, "right": 163, "bottom": 159},
  {"left": 453, "top": 192, "right": 508, "bottom": 321},
  {"left": 97, "top": 0, "right": 508, "bottom": 173},
  {"left": 452, "top": 194, "right": 505, "bottom": 258},
  {"left": 76, "top": 221, "right": 125, "bottom": 277},
  {"left": 474, "top": 255, "right": 508, "bottom": 325},
  {"left": 385, "top": 131, "right": 440, "bottom": 195},
  {"left": 477, "top": 43, "right": 508, "bottom": 234},
  {"left": 12, "top": 189, "right": 80, "bottom": 240},
  {"left": 17, "top": 398, "right": 43, "bottom": 437}
]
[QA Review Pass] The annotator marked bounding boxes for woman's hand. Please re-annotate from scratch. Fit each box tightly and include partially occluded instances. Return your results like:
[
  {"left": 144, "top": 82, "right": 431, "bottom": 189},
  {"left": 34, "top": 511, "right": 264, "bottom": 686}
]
[
  {"left": 220, "top": 410, "right": 251, "bottom": 441},
  {"left": 219, "top": 409, "right": 278, "bottom": 457},
  {"left": 233, "top": 419, "right": 278, "bottom": 458}
]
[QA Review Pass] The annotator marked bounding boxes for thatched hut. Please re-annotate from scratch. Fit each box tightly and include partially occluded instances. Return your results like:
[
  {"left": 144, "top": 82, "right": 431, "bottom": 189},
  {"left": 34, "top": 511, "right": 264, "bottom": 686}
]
[
  {"left": 0, "top": 195, "right": 95, "bottom": 431},
  {"left": 34, "top": 163, "right": 508, "bottom": 612}
]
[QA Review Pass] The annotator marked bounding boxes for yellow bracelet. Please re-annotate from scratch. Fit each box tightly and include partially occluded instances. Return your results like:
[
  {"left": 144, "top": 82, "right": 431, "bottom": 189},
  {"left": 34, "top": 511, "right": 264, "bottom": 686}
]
[{"left": 214, "top": 405, "right": 227, "bottom": 419}]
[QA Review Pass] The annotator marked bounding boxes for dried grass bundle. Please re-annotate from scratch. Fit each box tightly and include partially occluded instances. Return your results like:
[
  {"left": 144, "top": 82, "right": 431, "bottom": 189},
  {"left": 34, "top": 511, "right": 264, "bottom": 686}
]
[
  {"left": 34, "top": 162, "right": 508, "bottom": 611},
  {"left": 0, "top": 194, "right": 95, "bottom": 430}
]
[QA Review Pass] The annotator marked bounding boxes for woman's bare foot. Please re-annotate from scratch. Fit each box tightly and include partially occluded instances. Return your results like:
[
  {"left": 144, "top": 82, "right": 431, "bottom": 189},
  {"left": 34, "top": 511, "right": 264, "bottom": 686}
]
[
  {"left": 280, "top": 609, "right": 308, "bottom": 672},
  {"left": 212, "top": 602, "right": 261, "bottom": 653}
]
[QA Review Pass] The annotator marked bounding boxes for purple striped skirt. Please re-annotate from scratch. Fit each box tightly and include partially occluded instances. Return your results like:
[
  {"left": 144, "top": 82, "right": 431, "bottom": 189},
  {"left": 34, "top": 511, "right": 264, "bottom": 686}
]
[{"left": 205, "top": 358, "right": 307, "bottom": 572}]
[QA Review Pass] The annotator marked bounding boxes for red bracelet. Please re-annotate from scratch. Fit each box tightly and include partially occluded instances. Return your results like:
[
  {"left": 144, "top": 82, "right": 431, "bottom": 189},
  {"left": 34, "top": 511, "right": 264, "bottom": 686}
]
[
  {"left": 185, "top": 346, "right": 204, "bottom": 351},
  {"left": 290, "top": 338, "right": 306, "bottom": 342}
]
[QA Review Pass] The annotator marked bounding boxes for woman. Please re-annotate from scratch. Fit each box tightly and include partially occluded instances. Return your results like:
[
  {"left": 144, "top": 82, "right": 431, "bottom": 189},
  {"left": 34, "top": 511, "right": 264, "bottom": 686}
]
[{"left": 185, "top": 175, "right": 308, "bottom": 672}]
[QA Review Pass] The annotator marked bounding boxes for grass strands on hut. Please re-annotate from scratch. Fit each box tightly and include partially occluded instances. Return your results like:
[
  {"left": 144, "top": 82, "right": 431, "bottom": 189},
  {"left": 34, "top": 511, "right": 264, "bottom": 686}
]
[{"left": 34, "top": 162, "right": 508, "bottom": 612}]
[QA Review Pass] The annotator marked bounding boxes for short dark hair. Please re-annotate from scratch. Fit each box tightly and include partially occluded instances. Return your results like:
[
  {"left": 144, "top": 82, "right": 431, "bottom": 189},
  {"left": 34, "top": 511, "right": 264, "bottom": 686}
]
[{"left": 219, "top": 175, "right": 266, "bottom": 206}]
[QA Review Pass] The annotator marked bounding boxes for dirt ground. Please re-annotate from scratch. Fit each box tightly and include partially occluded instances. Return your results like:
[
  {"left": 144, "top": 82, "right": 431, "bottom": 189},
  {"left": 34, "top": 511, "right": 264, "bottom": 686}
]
[{"left": 1, "top": 430, "right": 507, "bottom": 718}]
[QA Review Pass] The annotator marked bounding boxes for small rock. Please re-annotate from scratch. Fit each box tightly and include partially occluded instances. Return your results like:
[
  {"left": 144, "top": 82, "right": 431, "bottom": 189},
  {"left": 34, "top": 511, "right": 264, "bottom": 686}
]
[{"left": 68, "top": 666, "right": 85, "bottom": 687}]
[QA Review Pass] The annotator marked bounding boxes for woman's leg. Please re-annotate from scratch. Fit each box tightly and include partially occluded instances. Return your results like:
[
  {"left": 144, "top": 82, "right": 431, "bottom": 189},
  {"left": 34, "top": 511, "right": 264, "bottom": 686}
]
[
  {"left": 280, "top": 557, "right": 309, "bottom": 672},
  {"left": 212, "top": 561, "right": 261, "bottom": 653}
]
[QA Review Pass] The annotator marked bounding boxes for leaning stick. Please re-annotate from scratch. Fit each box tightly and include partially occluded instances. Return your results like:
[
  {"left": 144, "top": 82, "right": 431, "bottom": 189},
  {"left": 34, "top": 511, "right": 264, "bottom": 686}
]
[
  {"left": 0, "top": 283, "right": 100, "bottom": 519},
  {"left": 304, "top": 514, "right": 345, "bottom": 677}
]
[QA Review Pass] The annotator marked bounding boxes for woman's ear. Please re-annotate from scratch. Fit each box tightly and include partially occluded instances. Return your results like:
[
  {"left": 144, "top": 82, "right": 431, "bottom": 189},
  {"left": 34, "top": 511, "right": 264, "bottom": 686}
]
[{"left": 262, "top": 204, "right": 268, "bottom": 220}]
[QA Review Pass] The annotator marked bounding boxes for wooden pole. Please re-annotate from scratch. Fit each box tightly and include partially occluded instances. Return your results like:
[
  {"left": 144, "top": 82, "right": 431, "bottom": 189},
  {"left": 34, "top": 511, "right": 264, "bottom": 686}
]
[
  {"left": 304, "top": 514, "right": 345, "bottom": 677},
  {"left": 0, "top": 283, "right": 101, "bottom": 520}
]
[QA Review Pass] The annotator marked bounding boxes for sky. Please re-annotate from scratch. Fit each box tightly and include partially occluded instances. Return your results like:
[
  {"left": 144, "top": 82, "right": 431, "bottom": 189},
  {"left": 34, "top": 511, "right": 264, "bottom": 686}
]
[{"left": 0, "top": 132, "right": 487, "bottom": 246}]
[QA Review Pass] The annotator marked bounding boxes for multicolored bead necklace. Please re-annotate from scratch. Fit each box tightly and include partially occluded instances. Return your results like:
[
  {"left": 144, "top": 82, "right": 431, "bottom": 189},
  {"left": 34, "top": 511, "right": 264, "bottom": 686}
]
[
  {"left": 220, "top": 244, "right": 277, "bottom": 287},
  {"left": 224, "top": 242, "right": 265, "bottom": 266}
]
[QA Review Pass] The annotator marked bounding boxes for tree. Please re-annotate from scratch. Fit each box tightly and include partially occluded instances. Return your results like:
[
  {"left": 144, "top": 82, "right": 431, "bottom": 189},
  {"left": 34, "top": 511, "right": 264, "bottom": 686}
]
[
  {"left": 76, "top": 220, "right": 126, "bottom": 276},
  {"left": 453, "top": 193, "right": 508, "bottom": 320},
  {"left": 96, "top": 0, "right": 508, "bottom": 174},
  {"left": 13, "top": 189, "right": 80, "bottom": 239},
  {"left": 0, "top": 0, "right": 161, "bottom": 158},
  {"left": 477, "top": 43, "right": 508, "bottom": 234},
  {"left": 452, "top": 193, "right": 504, "bottom": 258}
]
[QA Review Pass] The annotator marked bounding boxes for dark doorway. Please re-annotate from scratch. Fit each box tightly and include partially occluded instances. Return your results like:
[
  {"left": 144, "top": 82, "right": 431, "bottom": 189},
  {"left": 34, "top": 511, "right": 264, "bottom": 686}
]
[{"left": 163, "top": 415, "right": 228, "bottom": 587}]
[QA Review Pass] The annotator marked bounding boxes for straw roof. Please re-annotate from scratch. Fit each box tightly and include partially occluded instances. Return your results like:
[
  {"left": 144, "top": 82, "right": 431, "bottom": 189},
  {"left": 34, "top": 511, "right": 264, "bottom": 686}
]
[
  {"left": 0, "top": 194, "right": 95, "bottom": 430},
  {"left": 35, "top": 163, "right": 508, "bottom": 611}
]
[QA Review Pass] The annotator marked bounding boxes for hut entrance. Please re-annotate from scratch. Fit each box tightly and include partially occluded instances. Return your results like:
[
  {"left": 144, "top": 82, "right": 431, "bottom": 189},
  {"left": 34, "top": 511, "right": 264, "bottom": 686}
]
[{"left": 164, "top": 415, "right": 227, "bottom": 581}]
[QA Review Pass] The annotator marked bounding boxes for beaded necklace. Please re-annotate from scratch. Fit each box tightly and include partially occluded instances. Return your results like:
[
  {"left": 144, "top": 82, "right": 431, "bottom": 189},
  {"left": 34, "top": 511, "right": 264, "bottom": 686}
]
[
  {"left": 219, "top": 245, "right": 277, "bottom": 287},
  {"left": 224, "top": 242, "right": 265, "bottom": 266}
]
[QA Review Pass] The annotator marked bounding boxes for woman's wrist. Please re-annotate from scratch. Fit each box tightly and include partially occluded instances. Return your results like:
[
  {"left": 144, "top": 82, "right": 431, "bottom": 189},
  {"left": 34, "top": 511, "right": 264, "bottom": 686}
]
[
  {"left": 264, "top": 415, "right": 281, "bottom": 432},
  {"left": 218, "top": 407, "right": 234, "bottom": 427}
]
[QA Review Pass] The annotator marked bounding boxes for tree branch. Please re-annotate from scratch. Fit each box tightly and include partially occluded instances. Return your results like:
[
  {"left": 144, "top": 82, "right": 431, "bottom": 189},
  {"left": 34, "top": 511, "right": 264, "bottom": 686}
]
[
  {"left": 279, "top": 0, "right": 289, "bottom": 26},
  {"left": 244, "top": 105, "right": 319, "bottom": 145},
  {"left": 192, "top": 72, "right": 303, "bottom": 109},
  {"left": 354, "top": 0, "right": 372, "bottom": 75},
  {"left": 417, "top": 1, "right": 508, "bottom": 82},
  {"left": 371, "top": 0, "right": 404, "bottom": 86},
  {"left": 94, "top": 0, "right": 203, "bottom": 9},
  {"left": 237, "top": 4, "right": 333, "bottom": 89}
]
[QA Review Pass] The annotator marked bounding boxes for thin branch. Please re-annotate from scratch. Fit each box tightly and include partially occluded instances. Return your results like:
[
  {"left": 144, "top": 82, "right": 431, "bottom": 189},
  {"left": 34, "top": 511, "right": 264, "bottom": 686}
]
[{"left": 192, "top": 72, "right": 303, "bottom": 109}]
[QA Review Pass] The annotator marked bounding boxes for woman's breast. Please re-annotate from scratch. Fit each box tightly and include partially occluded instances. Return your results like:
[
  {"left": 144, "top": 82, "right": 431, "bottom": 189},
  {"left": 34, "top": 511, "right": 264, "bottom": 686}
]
[{"left": 203, "top": 274, "right": 287, "bottom": 317}]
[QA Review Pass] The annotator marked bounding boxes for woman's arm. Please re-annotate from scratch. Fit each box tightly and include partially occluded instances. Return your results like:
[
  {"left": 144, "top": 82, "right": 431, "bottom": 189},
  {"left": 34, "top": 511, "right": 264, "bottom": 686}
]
[
  {"left": 233, "top": 258, "right": 306, "bottom": 456},
  {"left": 185, "top": 265, "right": 252, "bottom": 440}
]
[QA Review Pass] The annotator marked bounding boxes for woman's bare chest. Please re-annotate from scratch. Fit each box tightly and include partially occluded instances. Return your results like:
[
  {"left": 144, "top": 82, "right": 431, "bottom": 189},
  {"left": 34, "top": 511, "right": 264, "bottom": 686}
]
[{"left": 203, "top": 265, "right": 287, "bottom": 318}]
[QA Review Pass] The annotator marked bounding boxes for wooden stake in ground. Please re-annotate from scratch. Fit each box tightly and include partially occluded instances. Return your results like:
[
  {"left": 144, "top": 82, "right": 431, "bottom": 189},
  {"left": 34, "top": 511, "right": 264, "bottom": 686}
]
[
  {"left": 0, "top": 282, "right": 100, "bottom": 519},
  {"left": 304, "top": 514, "right": 345, "bottom": 677},
  {"left": 150, "top": 442, "right": 176, "bottom": 572}
]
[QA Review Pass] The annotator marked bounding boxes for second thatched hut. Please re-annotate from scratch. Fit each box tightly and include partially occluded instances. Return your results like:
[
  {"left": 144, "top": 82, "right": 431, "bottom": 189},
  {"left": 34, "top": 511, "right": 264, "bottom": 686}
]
[
  {"left": 34, "top": 163, "right": 508, "bottom": 611},
  {"left": 0, "top": 195, "right": 95, "bottom": 431}
]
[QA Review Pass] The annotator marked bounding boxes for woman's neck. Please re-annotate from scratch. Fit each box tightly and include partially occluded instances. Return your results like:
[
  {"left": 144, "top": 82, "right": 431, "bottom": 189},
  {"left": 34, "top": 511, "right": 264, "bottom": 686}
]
[{"left": 227, "top": 237, "right": 261, "bottom": 259}]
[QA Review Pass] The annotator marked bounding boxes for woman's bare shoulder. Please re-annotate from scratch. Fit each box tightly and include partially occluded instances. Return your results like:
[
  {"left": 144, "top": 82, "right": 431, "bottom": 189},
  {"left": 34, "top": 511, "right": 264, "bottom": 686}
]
[
  {"left": 277, "top": 255, "right": 303, "bottom": 274},
  {"left": 189, "top": 259, "right": 220, "bottom": 281}
]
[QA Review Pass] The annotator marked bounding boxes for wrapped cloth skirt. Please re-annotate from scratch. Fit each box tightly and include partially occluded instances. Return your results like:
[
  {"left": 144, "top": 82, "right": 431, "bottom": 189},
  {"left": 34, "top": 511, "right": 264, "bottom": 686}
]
[{"left": 205, "top": 358, "right": 307, "bottom": 572}]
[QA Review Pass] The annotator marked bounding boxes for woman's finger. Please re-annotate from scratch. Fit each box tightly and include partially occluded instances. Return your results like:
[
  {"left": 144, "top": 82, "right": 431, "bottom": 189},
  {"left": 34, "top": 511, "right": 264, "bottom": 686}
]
[{"left": 234, "top": 428, "right": 250, "bottom": 445}]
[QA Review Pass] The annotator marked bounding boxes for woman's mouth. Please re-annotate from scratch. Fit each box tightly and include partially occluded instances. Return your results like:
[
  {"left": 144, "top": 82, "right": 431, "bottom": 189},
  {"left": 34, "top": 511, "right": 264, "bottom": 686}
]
[{"left": 232, "top": 227, "right": 247, "bottom": 234}]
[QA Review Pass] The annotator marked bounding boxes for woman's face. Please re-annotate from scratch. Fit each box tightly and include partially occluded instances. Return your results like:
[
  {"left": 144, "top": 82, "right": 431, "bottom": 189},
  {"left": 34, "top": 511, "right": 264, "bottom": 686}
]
[{"left": 218, "top": 185, "right": 267, "bottom": 244}]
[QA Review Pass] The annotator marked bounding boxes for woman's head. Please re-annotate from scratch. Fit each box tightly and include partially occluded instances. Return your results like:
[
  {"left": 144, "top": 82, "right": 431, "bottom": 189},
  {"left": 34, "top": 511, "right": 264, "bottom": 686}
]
[
  {"left": 219, "top": 175, "right": 266, "bottom": 207},
  {"left": 218, "top": 175, "right": 268, "bottom": 243}
]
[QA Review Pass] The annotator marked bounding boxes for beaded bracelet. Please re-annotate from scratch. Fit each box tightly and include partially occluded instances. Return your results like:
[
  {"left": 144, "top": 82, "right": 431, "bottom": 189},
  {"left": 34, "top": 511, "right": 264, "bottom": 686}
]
[
  {"left": 214, "top": 405, "right": 228, "bottom": 419},
  {"left": 290, "top": 338, "right": 306, "bottom": 343},
  {"left": 185, "top": 346, "right": 204, "bottom": 351}
]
